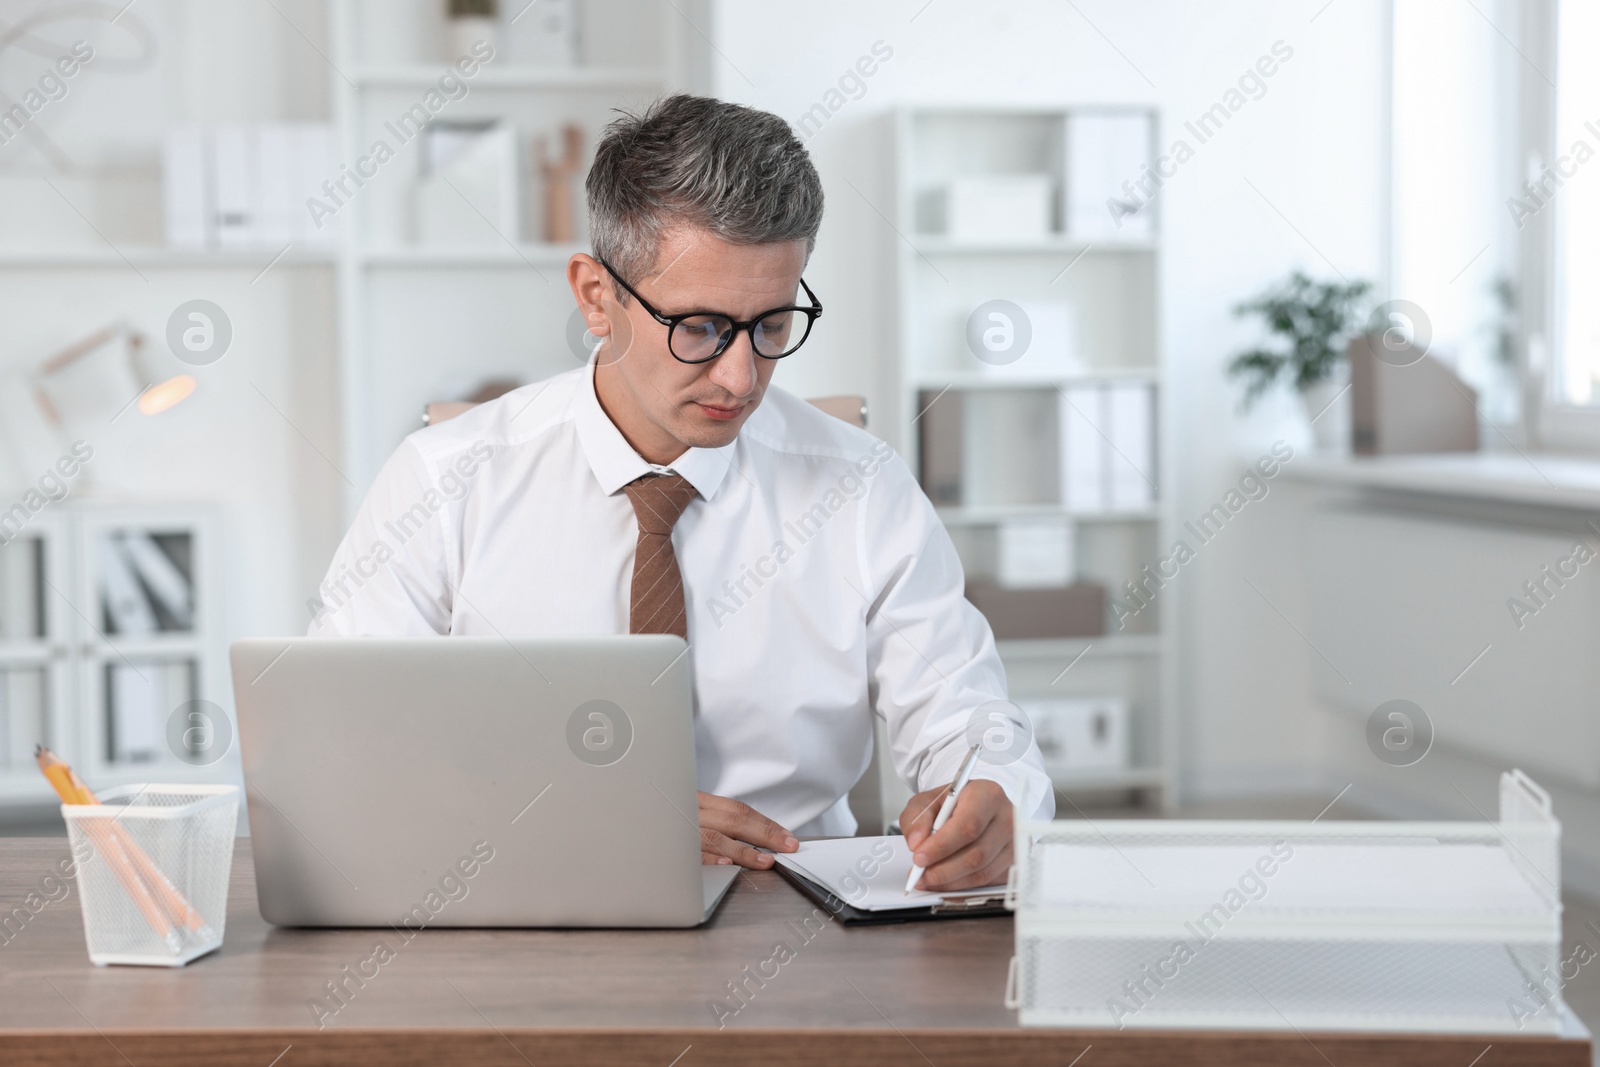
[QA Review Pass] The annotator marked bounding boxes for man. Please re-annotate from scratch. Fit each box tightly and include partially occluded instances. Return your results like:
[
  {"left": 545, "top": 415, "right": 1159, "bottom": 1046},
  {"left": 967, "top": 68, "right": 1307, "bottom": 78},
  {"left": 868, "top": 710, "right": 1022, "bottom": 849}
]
[{"left": 310, "top": 94, "right": 1053, "bottom": 891}]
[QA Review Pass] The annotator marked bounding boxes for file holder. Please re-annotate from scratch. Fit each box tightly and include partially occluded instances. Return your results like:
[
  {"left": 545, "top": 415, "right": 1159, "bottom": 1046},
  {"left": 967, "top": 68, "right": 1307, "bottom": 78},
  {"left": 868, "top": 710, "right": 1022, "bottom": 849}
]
[{"left": 1006, "top": 770, "right": 1564, "bottom": 1033}]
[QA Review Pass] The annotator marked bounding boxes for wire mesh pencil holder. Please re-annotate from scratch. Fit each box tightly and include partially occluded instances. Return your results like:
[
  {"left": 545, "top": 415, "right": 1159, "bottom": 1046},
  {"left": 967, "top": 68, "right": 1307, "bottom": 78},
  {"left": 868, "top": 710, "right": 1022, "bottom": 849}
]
[{"left": 62, "top": 784, "right": 239, "bottom": 967}]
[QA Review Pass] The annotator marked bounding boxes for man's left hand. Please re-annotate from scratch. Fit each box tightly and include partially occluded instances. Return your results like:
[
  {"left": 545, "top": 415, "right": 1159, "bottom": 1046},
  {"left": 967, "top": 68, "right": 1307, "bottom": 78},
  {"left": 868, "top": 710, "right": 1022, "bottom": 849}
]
[{"left": 897, "top": 779, "right": 1013, "bottom": 892}]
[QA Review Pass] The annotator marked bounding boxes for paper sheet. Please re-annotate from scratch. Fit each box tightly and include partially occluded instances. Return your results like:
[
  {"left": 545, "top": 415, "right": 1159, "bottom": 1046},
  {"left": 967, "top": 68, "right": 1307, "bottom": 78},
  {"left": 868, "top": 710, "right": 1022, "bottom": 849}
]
[
  {"left": 774, "top": 836, "right": 1007, "bottom": 912},
  {"left": 1035, "top": 842, "right": 1550, "bottom": 914}
]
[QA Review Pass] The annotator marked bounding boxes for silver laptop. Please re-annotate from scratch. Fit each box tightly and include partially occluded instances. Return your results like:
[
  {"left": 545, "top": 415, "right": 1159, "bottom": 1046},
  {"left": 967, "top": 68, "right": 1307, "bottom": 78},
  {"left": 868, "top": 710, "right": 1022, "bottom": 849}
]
[{"left": 230, "top": 636, "right": 737, "bottom": 928}]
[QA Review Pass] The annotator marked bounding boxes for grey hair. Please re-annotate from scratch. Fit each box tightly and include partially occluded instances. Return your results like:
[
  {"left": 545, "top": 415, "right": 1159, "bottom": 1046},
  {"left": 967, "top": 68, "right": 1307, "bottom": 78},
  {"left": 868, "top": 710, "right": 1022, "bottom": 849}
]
[{"left": 586, "top": 94, "right": 824, "bottom": 293}]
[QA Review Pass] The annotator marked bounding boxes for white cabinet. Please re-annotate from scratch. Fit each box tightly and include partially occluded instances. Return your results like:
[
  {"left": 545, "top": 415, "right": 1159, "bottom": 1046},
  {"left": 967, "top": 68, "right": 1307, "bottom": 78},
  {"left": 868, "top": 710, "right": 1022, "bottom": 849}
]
[{"left": 0, "top": 504, "right": 234, "bottom": 807}]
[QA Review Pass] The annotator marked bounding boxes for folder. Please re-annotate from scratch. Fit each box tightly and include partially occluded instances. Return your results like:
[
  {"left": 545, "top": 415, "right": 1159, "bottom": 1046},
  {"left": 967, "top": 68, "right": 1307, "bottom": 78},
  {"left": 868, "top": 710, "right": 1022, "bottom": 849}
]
[
  {"left": 108, "top": 663, "right": 162, "bottom": 764},
  {"left": 771, "top": 837, "right": 1009, "bottom": 925},
  {"left": 211, "top": 123, "right": 257, "bottom": 248},
  {"left": 0, "top": 536, "right": 41, "bottom": 640},
  {"left": 256, "top": 125, "right": 296, "bottom": 246},
  {"left": 917, "top": 388, "right": 965, "bottom": 506},
  {"left": 1106, "top": 382, "right": 1155, "bottom": 510},
  {"left": 99, "top": 535, "right": 157, "bottom": 635},
  {"left": 1065, "top": 111, "right": 1153, "bottom": 239},
  {"left": 1059, "top": 384, "right": 1106, "bottom": 513},
  {"left": 162, "top": 125, "right": 209, "bottom": 248},
  {"left": 119, "top": 532, "right": 194, "bottom": 631},
  {"left": 2, "top": 669, "right": 47, "bottom": 769}
]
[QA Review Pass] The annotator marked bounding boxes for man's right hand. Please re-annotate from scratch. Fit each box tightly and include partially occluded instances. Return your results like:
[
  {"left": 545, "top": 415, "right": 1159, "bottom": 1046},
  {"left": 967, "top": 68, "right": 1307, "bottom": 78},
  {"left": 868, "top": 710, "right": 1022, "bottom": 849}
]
[{"left": 698, "top": 791, "right": 798, "bottom": 869}]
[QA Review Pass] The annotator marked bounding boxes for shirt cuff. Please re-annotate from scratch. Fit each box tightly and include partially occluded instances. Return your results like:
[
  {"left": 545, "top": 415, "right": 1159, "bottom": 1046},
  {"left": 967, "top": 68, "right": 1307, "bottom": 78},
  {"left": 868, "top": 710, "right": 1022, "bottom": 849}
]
[{"left": 968, "top": 761, "right": 1056, "bottom": 822}]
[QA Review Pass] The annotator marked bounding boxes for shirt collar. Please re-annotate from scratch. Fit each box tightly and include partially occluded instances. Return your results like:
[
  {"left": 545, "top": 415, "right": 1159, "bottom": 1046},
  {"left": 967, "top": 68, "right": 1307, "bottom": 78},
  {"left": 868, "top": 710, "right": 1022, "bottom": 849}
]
[{"left": 573, "top": 359, "right": 736, "bottom": 501}]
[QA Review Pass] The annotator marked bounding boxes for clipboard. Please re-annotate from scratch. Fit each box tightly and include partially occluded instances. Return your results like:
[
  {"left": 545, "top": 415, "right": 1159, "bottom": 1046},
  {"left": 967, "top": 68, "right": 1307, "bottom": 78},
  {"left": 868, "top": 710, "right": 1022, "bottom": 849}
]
[{"left": 772, "top": 857, "right": 1011, "bottom": 926}]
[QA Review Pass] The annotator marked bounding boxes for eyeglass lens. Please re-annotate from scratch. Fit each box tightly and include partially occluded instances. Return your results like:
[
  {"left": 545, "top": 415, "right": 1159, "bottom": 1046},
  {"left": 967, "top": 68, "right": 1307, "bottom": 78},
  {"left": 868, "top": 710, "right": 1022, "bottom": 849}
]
[{"left": 670, "top": 309, "right": 805, "bottom": 361}]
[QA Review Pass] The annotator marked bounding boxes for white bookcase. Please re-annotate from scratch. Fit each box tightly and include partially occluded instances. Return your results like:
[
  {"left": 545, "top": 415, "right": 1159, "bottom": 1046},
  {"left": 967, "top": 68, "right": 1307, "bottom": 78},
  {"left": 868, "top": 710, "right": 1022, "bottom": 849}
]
[
  {"left": 327, "top": 0, "right": 704, "bottom": 507},
  {"left": 0, "top": 503, "right": 232, "bottom": 807},
  {"left": 890, "top": 106, "right": 1176, "bottom": 809}
]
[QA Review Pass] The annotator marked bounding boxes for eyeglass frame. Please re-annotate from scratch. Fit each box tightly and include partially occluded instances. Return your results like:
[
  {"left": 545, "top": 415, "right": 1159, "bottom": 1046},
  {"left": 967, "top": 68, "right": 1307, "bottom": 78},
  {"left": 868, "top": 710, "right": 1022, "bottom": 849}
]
[{"left": 595, "top": 257, "right": 823, "bottom": 365}]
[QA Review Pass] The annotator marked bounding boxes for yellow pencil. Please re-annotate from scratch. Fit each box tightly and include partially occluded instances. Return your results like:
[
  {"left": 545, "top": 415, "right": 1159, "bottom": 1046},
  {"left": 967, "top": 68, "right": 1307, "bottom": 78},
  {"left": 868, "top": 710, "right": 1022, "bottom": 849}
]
[{"left": 35, "top": 746, "right": 188, "bottom": 954}]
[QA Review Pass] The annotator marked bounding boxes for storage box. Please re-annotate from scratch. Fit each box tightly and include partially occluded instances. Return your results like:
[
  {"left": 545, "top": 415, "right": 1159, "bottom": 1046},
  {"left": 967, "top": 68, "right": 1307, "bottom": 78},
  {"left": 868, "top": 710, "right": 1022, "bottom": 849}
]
[
  {"left": 938, "top": 175, "right": 1054, "bottom": 243},
  {"left": 974, "top": 301, "right": 1081, "bottom": 379},
  {"left": 996, "top": 519, "right": 1074, "bottom": 589},
  {"left": 1006, "top": 770, "right": 1564, "bottom": 1033},
  {"left": 966, "top": 580, "right": 1104, "bottom": 639}
]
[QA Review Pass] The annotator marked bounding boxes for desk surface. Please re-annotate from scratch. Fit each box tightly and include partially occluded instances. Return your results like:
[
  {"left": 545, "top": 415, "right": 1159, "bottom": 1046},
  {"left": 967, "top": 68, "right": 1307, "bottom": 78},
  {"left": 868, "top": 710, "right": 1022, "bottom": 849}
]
[{"left": 0, "top": 837, "right": 1588, "bottom": 1066}]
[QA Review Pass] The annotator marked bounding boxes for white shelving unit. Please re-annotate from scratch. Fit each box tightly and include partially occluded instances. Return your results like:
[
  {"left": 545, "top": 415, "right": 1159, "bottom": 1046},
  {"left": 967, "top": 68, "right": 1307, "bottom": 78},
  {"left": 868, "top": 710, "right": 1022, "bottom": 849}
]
[
  {"left": 0, "top": 503, "right": 233, "bottom": 806},
  {"left": 327, "top": 0, "right": 705, "bottom": 508},
  {"left": 890, "top": 106, "right": 1176, "bottom": 808}
]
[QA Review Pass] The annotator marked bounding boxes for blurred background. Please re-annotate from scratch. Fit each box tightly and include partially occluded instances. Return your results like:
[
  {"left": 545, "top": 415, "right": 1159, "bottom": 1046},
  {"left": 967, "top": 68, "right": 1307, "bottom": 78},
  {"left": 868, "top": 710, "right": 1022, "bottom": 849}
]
[{"left": 0, "top": 0, "right": 1595, "bottom": 910}]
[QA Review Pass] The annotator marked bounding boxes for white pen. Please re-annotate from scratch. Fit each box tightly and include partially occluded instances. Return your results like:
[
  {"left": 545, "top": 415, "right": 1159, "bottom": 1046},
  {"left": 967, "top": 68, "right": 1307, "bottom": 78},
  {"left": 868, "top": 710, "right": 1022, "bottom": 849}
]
[{"left": 904, "top": 743, "right": 983, "bottom": 894}]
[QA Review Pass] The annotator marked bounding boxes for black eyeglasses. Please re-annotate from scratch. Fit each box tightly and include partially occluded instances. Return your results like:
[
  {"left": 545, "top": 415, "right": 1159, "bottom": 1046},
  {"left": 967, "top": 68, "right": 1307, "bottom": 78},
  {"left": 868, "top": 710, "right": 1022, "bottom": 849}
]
[{"left": 597, "top": 258, "right": 823, "bottom": 364}]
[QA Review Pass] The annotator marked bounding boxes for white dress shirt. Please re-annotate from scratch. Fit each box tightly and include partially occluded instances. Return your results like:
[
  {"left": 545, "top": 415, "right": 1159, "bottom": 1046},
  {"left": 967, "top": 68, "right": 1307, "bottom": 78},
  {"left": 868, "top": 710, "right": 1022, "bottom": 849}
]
[{"left": 308, "top": 362, "right": 1054, "bottom": 836}]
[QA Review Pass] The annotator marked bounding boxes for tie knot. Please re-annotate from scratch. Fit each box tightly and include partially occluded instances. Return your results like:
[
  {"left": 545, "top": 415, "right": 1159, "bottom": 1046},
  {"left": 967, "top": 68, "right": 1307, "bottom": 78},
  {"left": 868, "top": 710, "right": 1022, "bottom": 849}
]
[{"left": 623, "top": 473, "right": 698, "bottom": 535}]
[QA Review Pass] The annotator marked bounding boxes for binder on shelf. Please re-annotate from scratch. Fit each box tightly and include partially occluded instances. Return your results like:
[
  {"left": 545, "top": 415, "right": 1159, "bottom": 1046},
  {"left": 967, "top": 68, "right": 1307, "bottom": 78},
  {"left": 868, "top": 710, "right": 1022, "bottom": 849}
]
[
  {"left": 917, "top": 388, "right": 965, "bottom": 507},
  {"left": 1065, "top": 111, "right": 1154, "bottom": 239},
  {"left": 211, "top": 124, "right": 256, "bottom": 248},
  {"left": 1, "top": 669, "right": 48, "bottom": 769},
  {"left": 293, "top": 125, "right": 338, "bottom": 245},
  {"left": 255, "top": 125, "right": 296, "bottom": 247},
  {"left": 1106, "top": 381, "right": 1155, "bottom": 510},
  {"left": 0, "top": 537, "right": 42, "bottom": 641},
  {"left": 108, "top": 663, "right": 163, "bottom": 764},
  {"left": 162, "top": 124, "right": 338, "bottom": 249},
  {"left": 119, "top": 532, "right": 194, "bottom": 632},
  {"left": 162, "top": 125, "right": 208, "bottom": 248},
  {"left": 964, "top": 391, "right": 1059, "bottom": 508},
  {"left": 1058, "top": 384, "right": 1106, "bottom": 512},
  {"left": 99, "top": 535, "right": 158, "bottom": 636}
]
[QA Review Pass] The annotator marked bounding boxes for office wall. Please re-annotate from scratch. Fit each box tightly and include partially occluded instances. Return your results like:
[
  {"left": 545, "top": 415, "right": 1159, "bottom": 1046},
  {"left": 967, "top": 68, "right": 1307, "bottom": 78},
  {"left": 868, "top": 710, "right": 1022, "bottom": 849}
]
[
  {"left": 708, "top": 0, "right": 1389, "bottom": 802},
  {"left": 0, "top": 0, "right": 343, "bottom": 672}
]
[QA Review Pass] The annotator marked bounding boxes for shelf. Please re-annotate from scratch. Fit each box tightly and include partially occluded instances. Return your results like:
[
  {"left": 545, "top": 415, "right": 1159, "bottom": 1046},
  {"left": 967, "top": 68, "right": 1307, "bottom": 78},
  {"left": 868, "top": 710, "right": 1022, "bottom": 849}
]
[
  {"left": 938, "top": 504, "right": 1159, "bottom": 525},
  {"left": 0, "top": 642, "right": 55, "bottom": 665},
  {"left": 360, "top": 244, "right": 584, "bottom": 268},
  {"left": 910, "top": 368, "right": 1159, "bottom": 392},
  {"left": 0, "top": 246, "right": 336, "bottom": 269},
  {"left": 1286, "top": 452, "right": 1600, "bottom": 512},
  {"left": 996, "top": 633, "right": 1163, "bottom": 660},
  {"left": 89, "top": 636, "right": 204, "bottom": 659},
  {"left": 354, "top": 66, "right": 664, "bottom": 90},
  {"left": 908, "top": 235, "right": 1157, "bottom": 256},
  {"left": 1048, "top": 766, "right": 1167, "bottom": 793}
]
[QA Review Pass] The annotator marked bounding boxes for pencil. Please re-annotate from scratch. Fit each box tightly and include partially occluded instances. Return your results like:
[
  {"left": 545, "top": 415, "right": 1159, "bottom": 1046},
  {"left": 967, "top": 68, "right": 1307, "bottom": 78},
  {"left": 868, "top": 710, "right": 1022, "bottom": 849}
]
[{"left": 35, "top": 746, "right": 188, "bottom": 955}]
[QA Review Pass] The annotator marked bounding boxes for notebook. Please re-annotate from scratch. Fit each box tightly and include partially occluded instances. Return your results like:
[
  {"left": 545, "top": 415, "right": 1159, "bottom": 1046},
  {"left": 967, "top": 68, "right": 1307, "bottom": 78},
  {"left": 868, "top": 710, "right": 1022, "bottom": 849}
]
[{"left": 772, "top": 836, "right": 1009, "bottom": 921}]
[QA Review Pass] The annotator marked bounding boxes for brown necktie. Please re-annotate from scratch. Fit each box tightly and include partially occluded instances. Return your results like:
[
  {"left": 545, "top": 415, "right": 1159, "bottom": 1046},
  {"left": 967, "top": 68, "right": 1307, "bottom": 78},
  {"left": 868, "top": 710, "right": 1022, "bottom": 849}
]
[{"left": 622, "top": 473, "right": 699, "bottom": 639}]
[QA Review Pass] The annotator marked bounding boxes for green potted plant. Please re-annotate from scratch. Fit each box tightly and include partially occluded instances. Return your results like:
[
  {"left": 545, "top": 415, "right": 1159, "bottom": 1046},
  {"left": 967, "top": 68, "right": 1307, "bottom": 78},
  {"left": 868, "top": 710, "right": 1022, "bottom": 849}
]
[{"left": 1228, "top": 271, "right": 1372, "bottom": 449}]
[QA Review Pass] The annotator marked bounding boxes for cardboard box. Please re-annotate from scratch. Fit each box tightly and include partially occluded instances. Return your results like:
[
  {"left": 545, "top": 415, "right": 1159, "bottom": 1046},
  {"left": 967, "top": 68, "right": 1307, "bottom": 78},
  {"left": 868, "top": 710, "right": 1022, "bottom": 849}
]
[{"left": 965, "top": 580, "right": 1105, "bottom": 639}]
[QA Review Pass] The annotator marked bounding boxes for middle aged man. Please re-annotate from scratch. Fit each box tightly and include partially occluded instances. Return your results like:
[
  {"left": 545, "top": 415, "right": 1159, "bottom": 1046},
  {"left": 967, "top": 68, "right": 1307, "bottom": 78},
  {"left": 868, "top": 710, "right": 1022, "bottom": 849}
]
[{"left": 309, "top": 93, "right": 1054, "bottom": 892}]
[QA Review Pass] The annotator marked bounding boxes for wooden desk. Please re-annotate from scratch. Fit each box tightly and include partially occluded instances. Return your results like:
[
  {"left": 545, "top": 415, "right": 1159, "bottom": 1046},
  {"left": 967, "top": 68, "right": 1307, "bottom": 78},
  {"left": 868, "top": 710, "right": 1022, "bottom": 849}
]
[{"left": 0, "top": 838, "right": 1588, "bottom": 1066}]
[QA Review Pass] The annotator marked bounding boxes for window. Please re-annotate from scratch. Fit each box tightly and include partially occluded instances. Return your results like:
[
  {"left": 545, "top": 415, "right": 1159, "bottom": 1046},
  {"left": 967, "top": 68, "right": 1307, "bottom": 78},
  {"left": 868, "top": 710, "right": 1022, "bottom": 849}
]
[
  {"left": 1551, "top": 0, "right": 1600, "bottom": 407},
  {"left": 1390, "top": 0, "right": 1519, "bottom": 425}
]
